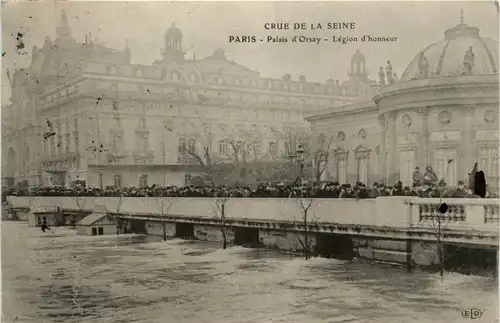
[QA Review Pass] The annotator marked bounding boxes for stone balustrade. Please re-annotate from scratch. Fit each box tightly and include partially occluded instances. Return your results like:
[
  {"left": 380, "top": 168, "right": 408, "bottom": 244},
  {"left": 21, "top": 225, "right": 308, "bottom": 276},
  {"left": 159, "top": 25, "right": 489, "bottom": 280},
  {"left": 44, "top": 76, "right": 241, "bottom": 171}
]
[
  {"left": 7, "top": 196, "right": 499, "bottom": 236},
  {"left": 408, "top": 198, "right": 500, "bottom": 232}
]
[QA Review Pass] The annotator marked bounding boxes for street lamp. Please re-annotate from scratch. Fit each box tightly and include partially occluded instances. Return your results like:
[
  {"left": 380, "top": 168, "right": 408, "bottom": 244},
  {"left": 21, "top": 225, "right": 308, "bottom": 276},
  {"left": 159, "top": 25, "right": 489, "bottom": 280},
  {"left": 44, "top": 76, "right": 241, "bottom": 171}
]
[{"left": 288, "top": 144, "right": 305, "bottom": 186}]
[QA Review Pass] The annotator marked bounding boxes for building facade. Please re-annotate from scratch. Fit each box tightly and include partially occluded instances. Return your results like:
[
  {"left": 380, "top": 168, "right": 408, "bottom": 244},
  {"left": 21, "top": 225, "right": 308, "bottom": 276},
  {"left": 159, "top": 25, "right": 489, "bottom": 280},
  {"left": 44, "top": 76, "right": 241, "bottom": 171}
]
[
  {"left": 307, "top": 18, "right": 499, "bottom": 188},
  {"left": 2, "top": 10, "right": 370, "bottom": 189}
]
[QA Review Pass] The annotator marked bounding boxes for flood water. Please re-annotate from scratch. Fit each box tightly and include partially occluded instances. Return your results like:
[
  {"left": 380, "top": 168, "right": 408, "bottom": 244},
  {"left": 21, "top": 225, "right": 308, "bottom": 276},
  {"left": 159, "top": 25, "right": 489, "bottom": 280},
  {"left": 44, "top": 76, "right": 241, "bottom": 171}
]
[{"left": 2, "top": 222, "right": 498, "bottom": 323}]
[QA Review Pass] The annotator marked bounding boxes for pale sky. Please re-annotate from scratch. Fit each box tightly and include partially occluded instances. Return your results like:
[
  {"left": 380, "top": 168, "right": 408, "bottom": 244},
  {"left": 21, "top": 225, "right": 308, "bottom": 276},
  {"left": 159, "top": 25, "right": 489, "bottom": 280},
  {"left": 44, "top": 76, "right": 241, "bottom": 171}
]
[{"left": 1, "top": 1, "right": 499, "bottom": 105}]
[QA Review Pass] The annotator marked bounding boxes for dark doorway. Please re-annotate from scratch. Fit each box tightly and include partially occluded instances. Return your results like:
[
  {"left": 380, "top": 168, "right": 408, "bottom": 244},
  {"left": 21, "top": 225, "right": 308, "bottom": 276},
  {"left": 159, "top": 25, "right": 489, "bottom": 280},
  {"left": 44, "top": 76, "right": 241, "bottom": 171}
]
[
  {"left": 444, "top": 244, "right": 498, "bottom": 276},
  {"left": 130, "top": 220, "right": 147, "bottom": 234},
  {"left": 315, "top": 233, "right": 355, "bottom": 260},
  {"left": 234, "top": 227, "right": 260, "bottom": 248},
  {"left": 98, "top": 227, "right": 104, "bottom": 235},
  {"left": 92, "top": 227, "right": 97, "bottom": 236},
  {"left": 175, "top": 223, "right": 195, "bottom": 239}
]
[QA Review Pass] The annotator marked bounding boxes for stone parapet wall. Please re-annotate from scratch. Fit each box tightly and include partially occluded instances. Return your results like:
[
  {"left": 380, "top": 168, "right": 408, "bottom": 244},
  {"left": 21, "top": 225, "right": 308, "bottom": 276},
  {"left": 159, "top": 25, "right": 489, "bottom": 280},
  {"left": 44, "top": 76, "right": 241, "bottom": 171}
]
[{"left": 6, "top": 196, "right": 499, "bottom": 235}]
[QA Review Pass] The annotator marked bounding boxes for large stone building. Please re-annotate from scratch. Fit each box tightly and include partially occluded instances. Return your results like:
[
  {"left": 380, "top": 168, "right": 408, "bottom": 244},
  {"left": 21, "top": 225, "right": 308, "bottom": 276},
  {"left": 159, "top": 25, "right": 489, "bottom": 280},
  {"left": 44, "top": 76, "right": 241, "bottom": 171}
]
[
  {"left": 2, "top": 10, "right": 371, "bottom": 188},
  {"left": 307, "top": 16, "right": 499, "bottom": 188}
]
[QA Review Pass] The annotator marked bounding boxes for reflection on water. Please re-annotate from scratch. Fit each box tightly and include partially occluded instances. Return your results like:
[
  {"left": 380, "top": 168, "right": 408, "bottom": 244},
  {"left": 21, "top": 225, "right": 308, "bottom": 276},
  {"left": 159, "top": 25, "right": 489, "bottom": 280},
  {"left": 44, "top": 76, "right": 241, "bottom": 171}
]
[{"left": 2, "top": 222, "right": 498, "bottom": 323}]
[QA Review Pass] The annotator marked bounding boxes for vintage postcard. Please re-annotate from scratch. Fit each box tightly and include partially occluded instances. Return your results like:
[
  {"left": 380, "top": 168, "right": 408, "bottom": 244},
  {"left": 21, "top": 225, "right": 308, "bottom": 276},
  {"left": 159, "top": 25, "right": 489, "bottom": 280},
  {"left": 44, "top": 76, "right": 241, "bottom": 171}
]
[{"left": 1, "top": 1, "right": 499, "bottom": 322}]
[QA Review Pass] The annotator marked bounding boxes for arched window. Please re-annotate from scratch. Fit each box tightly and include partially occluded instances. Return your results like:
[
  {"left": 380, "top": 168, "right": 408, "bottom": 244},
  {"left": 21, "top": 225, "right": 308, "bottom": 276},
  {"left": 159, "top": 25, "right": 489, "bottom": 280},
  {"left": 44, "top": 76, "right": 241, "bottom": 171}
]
[
  {"left": 188, "top": 138, "right": 196, "bottom": 154},
  {"left": 178, "top": 138, "right": 186, "bottom": 154},
  {"left": 335, "top": 149, "right": 348, "bottom": 184},
  {"left": 171, "top": 71, "right": 181, "bottom": 81},
  {"left": 318, "top": 134, "right": 326, "bottom": 147}
]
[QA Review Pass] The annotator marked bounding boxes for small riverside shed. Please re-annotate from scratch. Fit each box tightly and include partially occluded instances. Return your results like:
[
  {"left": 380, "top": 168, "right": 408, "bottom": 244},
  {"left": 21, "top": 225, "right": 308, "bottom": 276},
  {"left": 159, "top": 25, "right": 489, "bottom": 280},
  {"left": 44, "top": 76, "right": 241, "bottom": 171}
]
[
  {"left": 76, "top": 205, "right": 117, "bottom": 236},
  {"left": 28, "top": 206, "right": 62, "bottom": 227}
]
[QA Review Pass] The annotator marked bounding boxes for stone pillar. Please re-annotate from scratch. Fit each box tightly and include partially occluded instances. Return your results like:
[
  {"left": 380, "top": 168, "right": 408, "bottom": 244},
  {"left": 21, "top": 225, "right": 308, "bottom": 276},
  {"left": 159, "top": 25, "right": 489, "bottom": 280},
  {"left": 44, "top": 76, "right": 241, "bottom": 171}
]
[
  {"left": 463, "top": 105, "right": 476, "bottom": 180},
  {"left": 377, "top": 114, "right": 387, "bottom": 184},
  {"left": 416, "top": 107, "right": 430, "bottom": 169},
  {"left": 386, "top": 112, "right": 398, "bottom": 184}
]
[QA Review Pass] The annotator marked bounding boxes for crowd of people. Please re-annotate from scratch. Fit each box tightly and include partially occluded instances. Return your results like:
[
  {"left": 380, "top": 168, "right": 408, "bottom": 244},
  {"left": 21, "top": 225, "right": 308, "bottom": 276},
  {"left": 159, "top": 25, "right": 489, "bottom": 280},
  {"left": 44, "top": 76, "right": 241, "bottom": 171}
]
[{"left": 4, "top": 179, "right": 493, "bottom": 199}]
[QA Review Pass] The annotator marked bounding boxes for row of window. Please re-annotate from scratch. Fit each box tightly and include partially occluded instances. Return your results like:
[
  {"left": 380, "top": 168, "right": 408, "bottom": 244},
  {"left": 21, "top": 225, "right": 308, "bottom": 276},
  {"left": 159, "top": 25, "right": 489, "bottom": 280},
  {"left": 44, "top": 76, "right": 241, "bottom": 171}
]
[
  {"left": 91, "top": 227, "right": 105, "bottom": 236},
  {"left": 331, "top": 157, "right": 368, "bottom": 184},
  {"left": 106, "top": 64, "right": 346, "bottom": 96},
  {"left": 106, "top": 149, "right": 498, "bottom": 188},
  {"left": 332, "top": 147, "right": 499, "bottom": 186},
  {"left": 44, "top": 86, "right": 78, "bottom": 104},
  {"left": 178, "top": 138, "right": 274, "bottom": 156},
  {"left": 45, "top": 131, "right": 79, "bottom": 156},
  {"left": 107, "top": 99, "right": 311, "bottom": 124},
  {"left": 399, "top": 147, "right": 499, "bottom": 186},
  {"left": 46, "top": 119, "right": 78, "bottom": 134},
  {"left": 112, "top": 174, "right": 148, "bottom": 188}
]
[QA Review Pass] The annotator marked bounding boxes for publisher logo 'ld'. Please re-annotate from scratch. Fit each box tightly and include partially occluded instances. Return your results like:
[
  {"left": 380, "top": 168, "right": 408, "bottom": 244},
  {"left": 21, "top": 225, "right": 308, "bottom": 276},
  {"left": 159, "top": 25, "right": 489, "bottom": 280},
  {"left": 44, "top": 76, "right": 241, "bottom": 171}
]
[{"left": 461, "top": 308, "right": 483, "bottom": 319}]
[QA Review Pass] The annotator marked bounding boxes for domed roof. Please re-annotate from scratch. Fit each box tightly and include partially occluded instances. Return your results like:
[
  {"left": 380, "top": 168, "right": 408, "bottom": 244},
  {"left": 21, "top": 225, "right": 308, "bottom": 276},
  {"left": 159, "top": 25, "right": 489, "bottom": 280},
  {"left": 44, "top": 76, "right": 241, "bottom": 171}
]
[
  {"left": 400, "top": 18, "right": 498, "bottom": 82},
  {"left": 351, "top": 49, "right": 365, "bottom": 63},
  {"left": 165, "top": 22, "right": 182, "bottom": 39}
]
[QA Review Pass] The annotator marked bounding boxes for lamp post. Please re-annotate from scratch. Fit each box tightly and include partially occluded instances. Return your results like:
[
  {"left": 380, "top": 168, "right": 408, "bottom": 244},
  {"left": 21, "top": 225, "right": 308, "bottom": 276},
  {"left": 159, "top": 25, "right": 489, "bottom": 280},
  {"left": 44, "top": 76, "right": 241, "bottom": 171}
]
[{"left": 288, "top": 144, "right": 305, "bottom": 186}]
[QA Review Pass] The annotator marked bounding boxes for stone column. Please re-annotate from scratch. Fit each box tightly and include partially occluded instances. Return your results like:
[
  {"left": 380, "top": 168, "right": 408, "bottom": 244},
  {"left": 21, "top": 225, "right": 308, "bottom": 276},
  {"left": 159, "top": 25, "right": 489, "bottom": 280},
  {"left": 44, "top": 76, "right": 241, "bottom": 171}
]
[
  {"left": 377, "top": 114, "right": 387, "bottom": 184},
  {"left": 463, "top": 105, "right": 476, "bottom": 180},
  {"left": 416, "top": 106, "right": 430, "bottom": 169},
  {"left": 386, "top": 111, "right": 398, "bottom": 184}
]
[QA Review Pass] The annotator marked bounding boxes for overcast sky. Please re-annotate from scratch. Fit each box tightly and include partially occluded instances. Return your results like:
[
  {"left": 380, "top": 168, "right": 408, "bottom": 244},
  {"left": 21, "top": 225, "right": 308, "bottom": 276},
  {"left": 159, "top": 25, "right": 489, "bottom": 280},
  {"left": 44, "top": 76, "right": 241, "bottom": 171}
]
[{"left": 2, "top": 1, "right": 498, "bottom": 105}]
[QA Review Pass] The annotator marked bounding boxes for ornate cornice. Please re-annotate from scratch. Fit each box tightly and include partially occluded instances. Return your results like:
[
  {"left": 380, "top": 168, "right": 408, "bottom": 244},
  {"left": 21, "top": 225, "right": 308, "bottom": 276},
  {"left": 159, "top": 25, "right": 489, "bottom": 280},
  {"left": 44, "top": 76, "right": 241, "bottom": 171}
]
[
  {"left": 416, "top": 106, "right": 430, "bottom": 117},
  {"left": 373, "top": 74, "right": 499, "bottom": 104},
  {"left": 333, "top": 148, "right": 348, "bottom": 160},
  {"left": 462, "top": 104, "right": 476, "bottom": 117},
  {"left": 354, "top": 145, "right": 371, "bottom": 158}
]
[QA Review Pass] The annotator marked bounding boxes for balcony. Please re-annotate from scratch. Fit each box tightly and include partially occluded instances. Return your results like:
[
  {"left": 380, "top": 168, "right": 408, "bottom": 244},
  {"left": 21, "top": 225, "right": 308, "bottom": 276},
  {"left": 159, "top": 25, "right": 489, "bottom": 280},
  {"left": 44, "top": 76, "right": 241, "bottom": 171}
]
[
  {"left": 177, "top": 152, "right": 198, "bottom": 164},
  {"left": 133, "top": 150, "right": 155, "bottom": 163},
  {"left": 106, "top": 150, "right": 128, "bottom": 163}
]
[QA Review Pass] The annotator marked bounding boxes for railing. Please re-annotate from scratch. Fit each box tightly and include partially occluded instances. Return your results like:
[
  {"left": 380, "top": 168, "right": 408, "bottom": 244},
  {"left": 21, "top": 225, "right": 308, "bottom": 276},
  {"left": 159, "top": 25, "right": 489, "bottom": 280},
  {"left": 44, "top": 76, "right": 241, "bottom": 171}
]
[
  {"left": 6, "top": 195, "right": 498, "bottom": 233},
  {"left": 485, "top": 204, "right": 500, "bottom": 223},
  {"left": 408, "top": 198, "right": 500, "bottom": 232}
]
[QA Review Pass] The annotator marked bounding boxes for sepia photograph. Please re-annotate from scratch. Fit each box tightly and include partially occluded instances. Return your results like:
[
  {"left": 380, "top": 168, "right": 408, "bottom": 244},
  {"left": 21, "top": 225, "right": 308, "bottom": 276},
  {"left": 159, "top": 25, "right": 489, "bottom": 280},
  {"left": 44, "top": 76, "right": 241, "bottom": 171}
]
[{"left": 1, "top": 1, "right": 499, "bottom": 322}]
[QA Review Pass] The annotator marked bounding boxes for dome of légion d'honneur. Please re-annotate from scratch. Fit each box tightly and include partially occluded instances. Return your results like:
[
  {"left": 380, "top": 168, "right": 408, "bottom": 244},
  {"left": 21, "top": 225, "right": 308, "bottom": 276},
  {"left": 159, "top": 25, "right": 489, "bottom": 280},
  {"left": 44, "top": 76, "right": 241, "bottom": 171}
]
[
  {"left": 306, "top": 14, "right": 498, "bottom": 190},
  {"left": 400, "top": 18, "right": 498, "bottom": 81},
  {"left": 372, "top": 15, "right": 499, "bottom": 187}
]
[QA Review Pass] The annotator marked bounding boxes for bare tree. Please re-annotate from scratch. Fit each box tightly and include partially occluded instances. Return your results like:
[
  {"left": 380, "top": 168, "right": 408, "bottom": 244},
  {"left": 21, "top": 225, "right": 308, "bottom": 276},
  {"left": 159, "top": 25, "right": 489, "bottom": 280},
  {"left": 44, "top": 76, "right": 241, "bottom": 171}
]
[
  {"left": 431, "top": 192, "right": 449, "bottom": 277},
  {"left": 74, "top": 187, "right": 88, "bottom": 212},
  {"left": 295, "top": 197, "right": 316, "bottom": 260},
  {"left": 212, "top": 193, "right": 230, "bottom": 249},
  {"left": 430, "top": 161, "right": 456, "bottom": 276},
  {"left": 311, "top": 133, "right": 334, "bottom": 183},
  {"left": 278, "top": 126, "right": 311, "bottom": 158},
  {"left": 275, "top": 126, "right": 334, "bottom": 183},
  {"left": 154, "top": 191, "right": 175, "bottom": 241},
  {"left": 410, "top": 194, "right": 447, "bottom": 276},
  {"left": 115, "top": 192, "right": 124, "bottom": 214},
  {"left": 178, "top": 120, "right": 234, "bottom": 249},
  {"left": 280, "top": 195, "right": 318, "bottom": 260}
]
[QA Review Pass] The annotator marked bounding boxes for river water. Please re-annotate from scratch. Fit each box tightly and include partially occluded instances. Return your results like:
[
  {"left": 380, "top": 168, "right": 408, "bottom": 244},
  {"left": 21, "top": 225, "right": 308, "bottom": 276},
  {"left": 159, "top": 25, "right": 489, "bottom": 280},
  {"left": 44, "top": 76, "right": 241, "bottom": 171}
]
[{"left": 2, "top": 222, "right": 498, "bottom": 323}]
